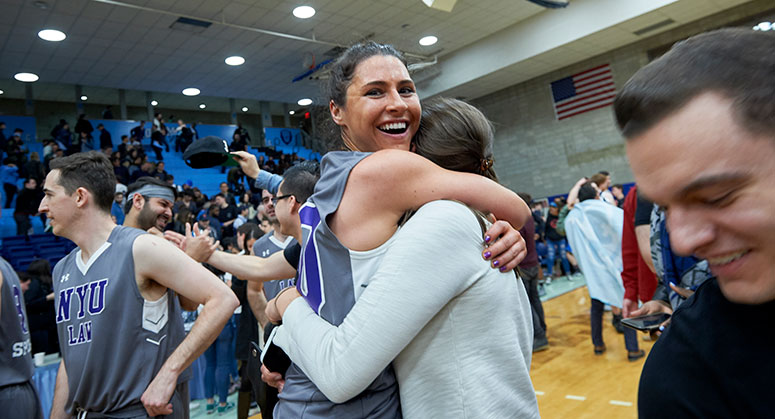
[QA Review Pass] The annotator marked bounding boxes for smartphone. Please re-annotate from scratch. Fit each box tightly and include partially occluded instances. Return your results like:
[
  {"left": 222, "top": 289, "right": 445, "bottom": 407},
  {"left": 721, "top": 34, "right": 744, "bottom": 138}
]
[{"left": 620, "top": 313, "right": 671, "bottom": 331}]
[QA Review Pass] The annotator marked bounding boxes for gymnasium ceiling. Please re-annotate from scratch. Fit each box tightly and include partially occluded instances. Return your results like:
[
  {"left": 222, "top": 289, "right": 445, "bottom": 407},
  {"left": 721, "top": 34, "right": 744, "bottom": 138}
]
[{"left": 0, "top": 0, "right": 761, "bottom": 112}]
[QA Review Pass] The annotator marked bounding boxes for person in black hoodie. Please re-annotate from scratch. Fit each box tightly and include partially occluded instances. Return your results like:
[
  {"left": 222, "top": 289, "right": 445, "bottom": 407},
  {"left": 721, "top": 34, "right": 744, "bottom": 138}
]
[{"left": 24, "top": 258, "right": 58, "bottom": 354}]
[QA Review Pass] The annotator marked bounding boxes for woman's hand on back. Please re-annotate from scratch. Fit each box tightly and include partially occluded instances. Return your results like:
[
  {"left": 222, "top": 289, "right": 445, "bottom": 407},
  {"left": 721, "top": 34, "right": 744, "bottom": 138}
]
[{"left": 482, "top": 219, "right": 527, "bottom": 272}]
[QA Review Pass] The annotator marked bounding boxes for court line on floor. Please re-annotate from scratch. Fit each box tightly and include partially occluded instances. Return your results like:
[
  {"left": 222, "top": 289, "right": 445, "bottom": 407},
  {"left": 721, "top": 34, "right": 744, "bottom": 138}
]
[
  {"left": 565, "top": 395, "right": 586, "bottom": 401},
  {"left": 535, "top": 391, "right": 545, "bottom": 396},
  {"left": 609, "top": 400, "right": 633, "bottom": 407}
]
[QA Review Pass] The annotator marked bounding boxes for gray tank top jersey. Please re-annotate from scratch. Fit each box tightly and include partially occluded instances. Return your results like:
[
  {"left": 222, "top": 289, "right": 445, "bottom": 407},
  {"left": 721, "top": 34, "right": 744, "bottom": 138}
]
[
  {"left": 252, "top": 233, "right": 296, "bottom": 300},
  {"left": 0, "top": 257, "right": 34, "bottom": 387},
  {"left": 53, "top": 225, "right": 189, "bottom": 415},
  {"left": 277, "top": 151, "right": 401, "bottom": 419}
]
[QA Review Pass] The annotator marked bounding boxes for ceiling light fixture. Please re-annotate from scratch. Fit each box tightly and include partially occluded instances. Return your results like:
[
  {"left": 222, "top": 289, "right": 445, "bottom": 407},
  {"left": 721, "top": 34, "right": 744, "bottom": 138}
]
[
  {"left": 756, "top": 21, "right": 772, "bottom": 31},
  {"left": 289, "top": 110, "right": 295, "bottom": 115},
  {"left": 419, "top": 35, "right": 438, "bottom": 46},
  {"left": 293, "top": 6, "right": 316, "bottom": 19},
  {"left": 0, "top": 90, "right": 4, "bottom": 95},
  {"left": 182, "top": 87, "right": 200, "bottom": 96},
  {"left": 38, "top": 29, "right": 66, "bottom": 42},
  {"left": 225, "top": 56, "right": 245, "bottom": 66},
  {"left": 151, "top": 100, "right": 158, "bottom": 106},
  {"left": 14, "top": 73, "right": 39, "bottom": 82},
  {"left": 80, "top": 95, "right": 87, "bottom": 101},
  {"left": 199, "top": 103, "right": 206, "bottom": 109},
  {"left": 241, "top": 106, "right": 248, "bottom": 112},
  {"left": 297, "top": 98, "right": 312, "bottom": 106}
]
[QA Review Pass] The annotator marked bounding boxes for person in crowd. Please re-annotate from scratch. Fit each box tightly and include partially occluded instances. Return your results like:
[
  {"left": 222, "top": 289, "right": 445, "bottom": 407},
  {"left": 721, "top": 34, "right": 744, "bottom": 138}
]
[
  {"left": 173, "top": 189, "right": 197, "bottom": 215},
  {"left": 219, "top": 182, "right": 237, "bottom": 206},
  {"left": 620, "top": 186, "right": 658, "bottom": 319},
  {"left": 263, "top": 94, "right": 536, "bottom": 418},
  {"left": 14, "top": 178, "right": 42, "bottom": 235},
  {"left": 74, "top": 114, "right": 93, "bottom": 151},
  {"left": 97, "top": 124, "right": 112, "bottom": 152},
  {"left": 112, "top": 184, "right": 127, "bottom": 225},
  {"left": 589, "top": 172, "right": 615, "bottom": 206},
  {"left": 543, "top": 200, "right": 571, "bottom": 281},
  {"left": 23, "top": 258, "right": 58, "bottom": 355},
  {"left": 611, "top": 184, "right": 625, "bottom": 208},
  {"left": 101, "top": 106, "right": 114, "bottom": 120},
  {"left": 130, "top": 121, "right": 145, "bottom": 143},
  {"left": 234, "top": 124, "right": 251, "bottom": 144},
  {"left": 239, "top": 192, "right": 257, "bottom": 221},
  {"left": 40, "top": 151, "right": 238, "bottom": 418},
  {"left": 233, "top": 204, "right": 250, "bottom": 230},
  {"left": 22, "top": 152, "right": 45, "bottom": 185},
  {"left": 517, "top": 192, "right": 548, "bottom": 352},
  {"left": 132, "top": 161, "right": 154, "bottom": 183},
  {"left": 1, "top": 158, "right": 19, "bottom": 208},
  {"left": 192, "top": 187, "right": 208, "bottom": 209},
  {"left": 214, "top": 193, "right": 238, "bottom": 238},
  {"left": 153, "top": 161, "right": 169, "bottom": 182},
  {"left": 564, "top": 181, "right": 644, "bottom": 361},
  {"left": 0, "top": 256, "right": 43, "bottom": 419}
]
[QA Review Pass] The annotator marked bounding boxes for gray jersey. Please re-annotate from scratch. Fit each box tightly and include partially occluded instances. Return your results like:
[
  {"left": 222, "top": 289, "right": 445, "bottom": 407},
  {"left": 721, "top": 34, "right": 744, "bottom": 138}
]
[
  {"left": 0, "top": 257, "right": 34, "bottom": 387},
  {"left": 252, "top": 232, "right": 296, "bottom": 300},
  {"left": 53, "top": 226, "right": 189, "bottom": 415},
  {"left": 276, "top": 151, "right": 401, "bottom": 418}
]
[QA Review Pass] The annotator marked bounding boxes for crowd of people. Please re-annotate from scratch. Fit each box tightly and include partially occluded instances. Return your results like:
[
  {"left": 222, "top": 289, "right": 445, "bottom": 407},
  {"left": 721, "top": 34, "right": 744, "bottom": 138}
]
[{"left": 1, "top": 28, "right": 773, "bottom": 419}]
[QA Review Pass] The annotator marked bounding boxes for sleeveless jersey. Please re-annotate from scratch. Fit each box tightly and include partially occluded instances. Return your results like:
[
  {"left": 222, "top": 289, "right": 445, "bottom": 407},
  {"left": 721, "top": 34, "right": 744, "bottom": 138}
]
[
  {"left": 252, "top": 232, "right": 296, "bottom": 300},
  {"left": 276, "top": 151, "right": 401, "bottom": 418},
  {"left": 53, "top": 226, "right": 189, "bottom": 414},
  {"left": 0, "top": 257, "right": 34, "bottom": 386}
]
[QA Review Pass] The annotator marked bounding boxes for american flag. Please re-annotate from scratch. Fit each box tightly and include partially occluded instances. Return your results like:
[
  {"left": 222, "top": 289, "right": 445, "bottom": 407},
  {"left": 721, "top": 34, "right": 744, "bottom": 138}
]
[{"left": 550, "top": 64, "right": 616, "bottom": 121}]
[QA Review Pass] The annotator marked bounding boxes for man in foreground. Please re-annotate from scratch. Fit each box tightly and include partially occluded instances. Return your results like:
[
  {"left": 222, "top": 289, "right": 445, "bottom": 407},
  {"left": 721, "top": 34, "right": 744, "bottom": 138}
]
[
  {"left": 41, "top": 152, "right": 238, "bottom": 418},
  {"left": 614, "top": 28, "right": 775, "bottom": 417}
]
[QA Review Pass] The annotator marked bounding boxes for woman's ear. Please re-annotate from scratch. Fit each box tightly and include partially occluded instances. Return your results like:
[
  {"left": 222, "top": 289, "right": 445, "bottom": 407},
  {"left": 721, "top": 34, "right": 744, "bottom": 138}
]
[{"left": 330, "top": 100, "right": 344, "bottom": 126}]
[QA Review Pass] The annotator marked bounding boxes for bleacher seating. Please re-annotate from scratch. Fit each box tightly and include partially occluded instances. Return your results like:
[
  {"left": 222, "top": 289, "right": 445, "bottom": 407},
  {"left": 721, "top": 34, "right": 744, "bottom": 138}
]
[{"left": 0, "top": 233, "right": 76, "bottom": 271}]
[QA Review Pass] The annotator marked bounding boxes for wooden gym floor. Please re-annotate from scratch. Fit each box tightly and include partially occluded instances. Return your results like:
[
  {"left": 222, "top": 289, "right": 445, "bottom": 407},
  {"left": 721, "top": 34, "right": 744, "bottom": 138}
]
[{"left": 530, "top": 286, "right": 655, "bottom": 418}]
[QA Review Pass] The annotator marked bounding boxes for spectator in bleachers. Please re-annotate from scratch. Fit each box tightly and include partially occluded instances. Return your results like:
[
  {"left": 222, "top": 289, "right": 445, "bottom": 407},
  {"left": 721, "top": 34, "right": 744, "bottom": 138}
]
[
  {"left": 1, "top": 158, "right": 18, "bottom": 208},
  {"left": 44, "top": 143, "right": 62, "bottom": 172},
  {"left": 98, "top": 124, "right": 112, "bottom": 152},
  {"left": 174, "top": 189, "right": 197, "bottom": 215},
  {"left": 239, "top": 192, "right": 257, "bottom": 221},
  {"left": 112, "top": 155, "right": 129, "bottom": 185},
  {"left": 174, "top": 119, "right": 194, "bottom": 153},
  {"left": 23, "top": 258, "right": 58, "bottom": 354},
  {"left": 169, "top": 207, "right": 194, "bottom": 235},
  {"left": 197, "top": 212, "right": 218, "bottom": 241},
  {"left": 153, "top": 161, "right": 169, "bottom": 182},
  {"left": 112, "top": 184, "right": 127, "bottom": 225},
  {"left": 230, "top": 132, "right": 247, "bottom": 153},
  {"left": 13, "top": 178, "right": 42, "bottom": 235},
  {"left": 234, "top": 123, "right": 250, "bottom": 144},
  {"left": 22, "top": 152, "right": 45, "bottom": 184},
  {"left": 74, "top": 114, "right": 94, "bottom": 146},
  {"left": 57, "top": 122, "right": 74, "bottom": 154},
  {"left": 214, "top": 194, "right": 238, "bottom": 238},
  {"left": 219, "top": 181, "right": 237, "bottom": 206},
  {"left": 0, "top": 122, "right": 6, "bottom": 157},
  {"left": 131, "top": 161, "right": 154, "bottom": 182},
  {"left": 117, "top": 135, "right": 130, "bottom": 158},
  {"left": 102, "top": 105, "right": 114, "bottom": 119},
  {"left": 130, "top": 121, "right": 145, "bottom": 143},
  {"left": 6, "top": 130, "right": 27, "bottom": 164},
  {"left": 611, "top": 184, "right": 625, "bottom": 208},
  {"left": 233, "top": 205, "right": 250, "bottom": 231},
  {"left": 193, "top": 187, "right": 208, "bottom": 209}
]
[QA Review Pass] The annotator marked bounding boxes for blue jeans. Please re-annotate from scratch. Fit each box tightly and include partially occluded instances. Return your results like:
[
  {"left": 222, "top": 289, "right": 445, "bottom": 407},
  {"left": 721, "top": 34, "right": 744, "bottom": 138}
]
[
  {"left": 590, "top": 299, "right": 638, "bottom": 352},
  {"left": 205, "top": 318, "right": 235, "bottom": 403},
  {"left": 546, "top": 239, "right": 571, "bottom": 276}
]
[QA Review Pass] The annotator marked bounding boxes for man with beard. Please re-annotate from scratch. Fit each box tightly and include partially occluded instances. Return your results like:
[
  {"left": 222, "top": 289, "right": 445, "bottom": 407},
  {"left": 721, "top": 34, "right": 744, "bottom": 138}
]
[{"left": 123, "top": 177, "right": 175, "bottom": 235}]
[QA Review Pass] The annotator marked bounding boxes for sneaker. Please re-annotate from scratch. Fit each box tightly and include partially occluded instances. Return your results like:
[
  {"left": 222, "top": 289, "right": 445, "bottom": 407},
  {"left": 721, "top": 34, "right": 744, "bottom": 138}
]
[
  {"left": 533, "top": 336, "right": 549, "bottom": 352},
  {"left": 594, "top": 345, "right": 606, "bottom": 355},
  {"left": 628, "top": 350, "right": 646, "bottom": 362},
  {"left": 205, "top": 402, "right": 216, "bottom": 414},
  {"left": 189, "top": 401, "right": 200, "bottom": 410},
  {"left": 218, "top": 402, "right": 236, "bottom": 416}
]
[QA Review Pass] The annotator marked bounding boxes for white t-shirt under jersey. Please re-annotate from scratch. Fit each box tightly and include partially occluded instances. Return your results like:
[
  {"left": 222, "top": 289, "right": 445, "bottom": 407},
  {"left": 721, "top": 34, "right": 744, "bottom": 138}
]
[{"left": 273, "top": 200, "right": 538, "bottom": 418}]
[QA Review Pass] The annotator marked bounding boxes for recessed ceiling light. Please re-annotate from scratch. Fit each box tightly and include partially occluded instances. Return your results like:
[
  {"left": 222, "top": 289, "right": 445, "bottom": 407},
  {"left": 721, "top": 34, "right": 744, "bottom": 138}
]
[
  {"left": 199, "top": 103, "right": 206, "bottom": 109},
  {"left": 297, "top": 98, "right": 312, "bottom": 106},
  {"left": 241, "top": 106, "right": 248, "bottom": 112},
  {"left": 151, "top": 100, "right": 158, "bottom": 106},
  {"left": 293, "top": 6, "right": 316, "bottom": 19},
  {"left": 225, "top": 56, "right": 245, "bottom": 66},
  {"left": 757, "top": 21, "right": 772, "bottom": 31},
  {"left": 182, "top": 87, "right": 200, "bottom": 96},
  {"left": 289, "top": 110, "right": 295, "bottom": 115},
  {"left": 38, "top": 29, "right": 66, "bottom": 42},
  {"left": 419, "top": 35, "right": 438, "bottom": 46},
  {"left": 0, "top": 90, "right": 4, "bottom": 95},
  {"left": 80, "top": 95, "right": 87, "bottom": 101},
  {"left": 14, "top": 73, "right": 39, "bottom": 82}
]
